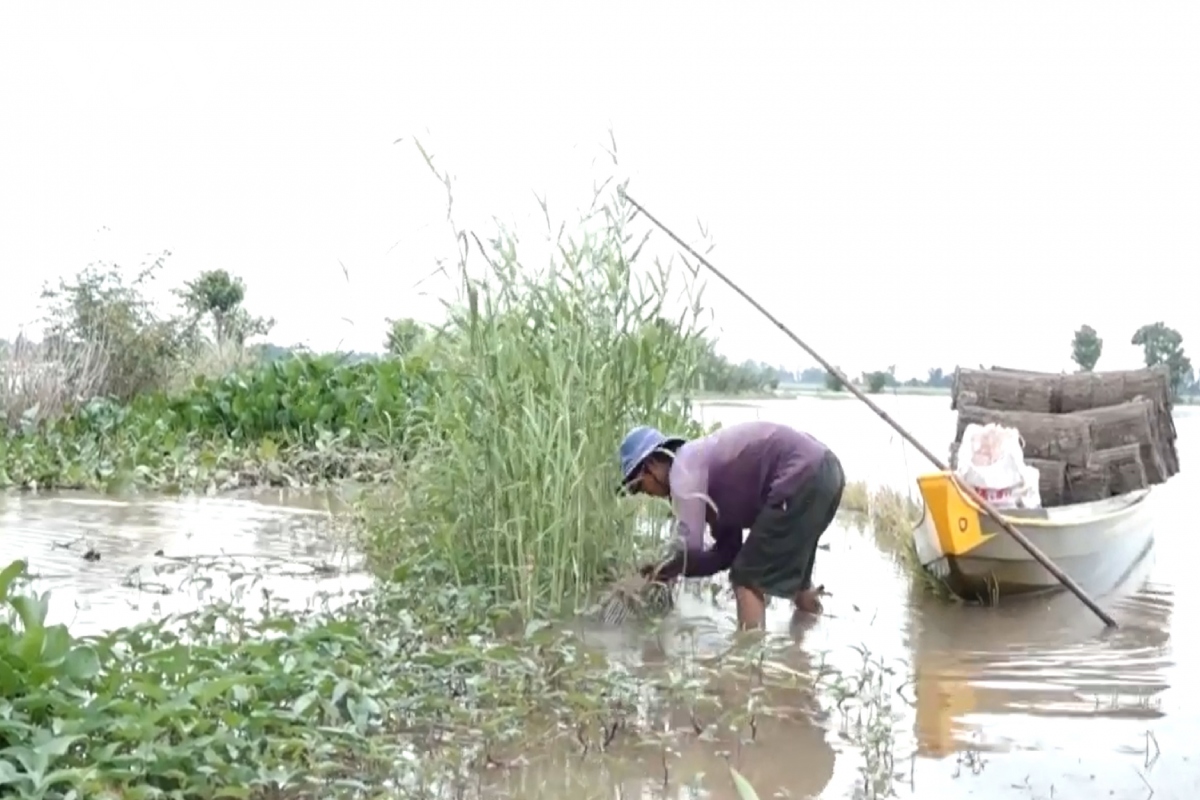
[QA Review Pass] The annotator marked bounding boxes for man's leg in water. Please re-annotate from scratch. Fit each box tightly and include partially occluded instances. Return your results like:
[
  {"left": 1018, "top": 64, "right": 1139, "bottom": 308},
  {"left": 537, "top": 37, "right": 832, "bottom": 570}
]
[
  {"left": 729, "top": 452, "right": 845, "bottom": 627},
  {"left": 792, "top": 452, "right": 846, "bottom": 615},
  {"left": 793, "top": 545, "right": 827, "bottom": 614},
  {"left": 733, "top": 583, "right": 767, "bottom": 630}
]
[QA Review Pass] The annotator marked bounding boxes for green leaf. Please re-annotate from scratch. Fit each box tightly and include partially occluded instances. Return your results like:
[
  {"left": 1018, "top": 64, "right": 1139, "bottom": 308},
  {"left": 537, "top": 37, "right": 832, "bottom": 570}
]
[
  {"left": 0, "top": 560, "right": 27, "bottom": 602},
  {"left": 188, "top": 675, "right": 245, "bottom": 703},
  {"left": 63, "top": 646, "right": 101, "bottom": 681},
  {"left": 33, "top": 734, "right": 82, "bottom": 758},
  {"left": 10, "top": 593, "right": 49, "bottom": 633},
  {"left": 0, "top": 759, "right": 22, "bottom": 785},
  {"left": 729, "top": 766, "right": 761, "bottom": 800},
  {"left": 1, "top": 745, "right": 46, "bottom": 782},
  {"left": 40, "top": 625, "right": 72, "bottom": 665}
]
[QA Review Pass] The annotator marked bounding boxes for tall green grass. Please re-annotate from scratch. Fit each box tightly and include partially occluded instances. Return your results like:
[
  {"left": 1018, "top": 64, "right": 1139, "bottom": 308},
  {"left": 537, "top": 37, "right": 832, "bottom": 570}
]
[{"left": 365, "top": 163, "right": 709, "bottom": 619}]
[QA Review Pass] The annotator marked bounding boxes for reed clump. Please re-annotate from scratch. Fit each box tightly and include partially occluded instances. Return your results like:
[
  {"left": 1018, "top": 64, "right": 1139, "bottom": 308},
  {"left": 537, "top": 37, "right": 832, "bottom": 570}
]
[{"left": 362, "top": 154, "right": 710, "bottom": 620}]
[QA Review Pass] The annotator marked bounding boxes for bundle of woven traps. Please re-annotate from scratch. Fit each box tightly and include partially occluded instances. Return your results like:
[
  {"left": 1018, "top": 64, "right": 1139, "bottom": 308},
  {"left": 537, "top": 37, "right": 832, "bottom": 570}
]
[
  {"left": 594, "top": 574, "right": 676, "bottom": 625},
  {"left": 950, "top": 365, "right": 1180, "bottom": 507}
]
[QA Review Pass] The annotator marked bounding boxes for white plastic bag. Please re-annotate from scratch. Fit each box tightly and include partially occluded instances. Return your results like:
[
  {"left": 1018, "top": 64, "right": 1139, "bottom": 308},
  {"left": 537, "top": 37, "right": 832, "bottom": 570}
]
[
  {"left": 954, "top": 423, "right": 1041, "bottom": 509},
  {"left": 1015, "top": 463, "right": 1042, "bottom": 509}
]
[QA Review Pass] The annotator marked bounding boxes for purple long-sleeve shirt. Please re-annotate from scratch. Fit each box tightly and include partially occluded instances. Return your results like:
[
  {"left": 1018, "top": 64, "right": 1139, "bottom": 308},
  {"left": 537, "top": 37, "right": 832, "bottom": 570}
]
[{"left": 656, "top": 420, "right": 831, "bottom": 580}]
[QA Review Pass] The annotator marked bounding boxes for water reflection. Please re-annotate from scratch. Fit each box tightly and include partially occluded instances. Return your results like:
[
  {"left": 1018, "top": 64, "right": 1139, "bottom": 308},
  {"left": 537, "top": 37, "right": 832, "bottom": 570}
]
[
  {"left": 909, "top": 555, "right": 1171, "bottom": 760},
  {"left": 501, "top": 620, "right": 840, "bottom": 800}
]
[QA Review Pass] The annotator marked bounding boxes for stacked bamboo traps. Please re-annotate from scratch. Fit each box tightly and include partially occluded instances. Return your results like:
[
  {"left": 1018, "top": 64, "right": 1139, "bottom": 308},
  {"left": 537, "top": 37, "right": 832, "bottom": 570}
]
[{"left": 950, "top": 365, "right": 1180, "bottom": 507}]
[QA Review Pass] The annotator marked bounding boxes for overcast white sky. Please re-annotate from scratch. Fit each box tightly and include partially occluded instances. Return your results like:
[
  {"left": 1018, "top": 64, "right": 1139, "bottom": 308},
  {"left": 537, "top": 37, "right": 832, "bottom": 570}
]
[{"left": 2, "top": 3, "right": 1197, "bottom": 379}]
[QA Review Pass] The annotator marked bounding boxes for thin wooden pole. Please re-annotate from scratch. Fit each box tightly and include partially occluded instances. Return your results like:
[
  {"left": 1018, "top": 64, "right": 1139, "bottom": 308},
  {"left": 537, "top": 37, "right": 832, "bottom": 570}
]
[{"left": 622, "top": 190, "right": 1118, "bottom": 629}]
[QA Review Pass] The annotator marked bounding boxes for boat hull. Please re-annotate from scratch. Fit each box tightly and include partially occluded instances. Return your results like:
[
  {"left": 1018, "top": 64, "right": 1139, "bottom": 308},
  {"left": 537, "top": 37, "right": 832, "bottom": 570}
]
[{"left": 913, "top": 472, "right": 1156, "bottom": 601}]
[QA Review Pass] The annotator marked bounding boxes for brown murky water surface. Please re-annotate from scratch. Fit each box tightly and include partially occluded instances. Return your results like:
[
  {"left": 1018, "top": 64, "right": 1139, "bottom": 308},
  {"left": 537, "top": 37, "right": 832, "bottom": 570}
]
[
  {"left": 0, "top": 487, "right": 372, "bottom": 634},
  {"left": 2, "top": 396, "right": 1195, "bottom": 799}
]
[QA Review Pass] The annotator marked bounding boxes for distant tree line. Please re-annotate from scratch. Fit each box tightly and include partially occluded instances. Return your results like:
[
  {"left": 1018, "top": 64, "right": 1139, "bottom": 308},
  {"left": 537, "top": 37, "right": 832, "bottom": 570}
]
[{"left": 794, "top": 365, "right": 955, "bottom": 394}]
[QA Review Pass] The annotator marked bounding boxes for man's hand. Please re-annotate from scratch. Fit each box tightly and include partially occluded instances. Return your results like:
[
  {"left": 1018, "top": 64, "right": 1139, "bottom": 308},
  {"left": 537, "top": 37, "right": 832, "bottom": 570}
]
[{"left": 639, "top": 562, "right": 672, "bottom": 584}]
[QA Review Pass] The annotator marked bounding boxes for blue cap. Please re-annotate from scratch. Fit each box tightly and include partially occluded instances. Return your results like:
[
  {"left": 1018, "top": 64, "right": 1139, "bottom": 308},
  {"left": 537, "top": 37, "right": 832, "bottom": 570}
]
[{"left": 618, "top": 425, "right": 685, "bottom": 491}]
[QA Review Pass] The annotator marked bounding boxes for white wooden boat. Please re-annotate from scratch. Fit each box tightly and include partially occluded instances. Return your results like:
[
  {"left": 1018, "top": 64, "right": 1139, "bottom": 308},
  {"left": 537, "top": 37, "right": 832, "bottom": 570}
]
[{"left": 912, "top": 471, "right": 1156, "bottom": 601}]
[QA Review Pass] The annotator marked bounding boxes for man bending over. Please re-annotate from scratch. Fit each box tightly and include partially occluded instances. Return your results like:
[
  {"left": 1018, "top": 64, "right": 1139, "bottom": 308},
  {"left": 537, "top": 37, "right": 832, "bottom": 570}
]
[{"left": 618, "top": 420, "right": 845, "bottom": 630}]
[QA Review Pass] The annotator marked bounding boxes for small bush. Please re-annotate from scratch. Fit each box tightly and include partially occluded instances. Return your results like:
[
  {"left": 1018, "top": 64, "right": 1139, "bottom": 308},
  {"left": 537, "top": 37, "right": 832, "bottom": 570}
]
[{"left": 39, "top": 255, "right": 194, "bottom": 402}]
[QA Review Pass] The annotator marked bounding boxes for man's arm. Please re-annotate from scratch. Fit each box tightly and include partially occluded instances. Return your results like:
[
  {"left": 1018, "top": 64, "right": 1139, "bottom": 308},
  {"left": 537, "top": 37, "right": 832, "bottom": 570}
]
[
  {"left": 650, "top": 524, "right": 742, "bottom": 580},
  {"left": 643, "top": 449, "right": 725, "bottom": 581},
  {"left": 680, "top": 525, "right": 743, "bottom": 578}
]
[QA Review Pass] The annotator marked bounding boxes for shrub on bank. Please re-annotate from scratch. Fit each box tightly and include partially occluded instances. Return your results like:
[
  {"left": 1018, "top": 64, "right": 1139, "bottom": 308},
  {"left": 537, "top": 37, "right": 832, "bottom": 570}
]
[
  {"left": 1, "top": 256, "right": 278, "bottom": 432},
  {"left": 37, "top": 257, "right": 199, "bottom": 405}
]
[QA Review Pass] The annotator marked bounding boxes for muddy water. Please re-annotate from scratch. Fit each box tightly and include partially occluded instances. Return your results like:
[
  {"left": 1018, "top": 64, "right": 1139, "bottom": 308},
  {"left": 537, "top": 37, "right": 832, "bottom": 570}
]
[
  {"left": 0, "top": 487, "right": 372, "bottom": 635},
  {"left": 1, "top": 395, "right": 1195, "bottom": 799}
]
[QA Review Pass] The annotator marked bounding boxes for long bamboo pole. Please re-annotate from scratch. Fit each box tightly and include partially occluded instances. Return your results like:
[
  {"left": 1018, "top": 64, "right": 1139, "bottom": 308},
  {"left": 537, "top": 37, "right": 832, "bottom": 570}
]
[{"left": 622, "top": 190, "right": 1118, "bottom": 629}]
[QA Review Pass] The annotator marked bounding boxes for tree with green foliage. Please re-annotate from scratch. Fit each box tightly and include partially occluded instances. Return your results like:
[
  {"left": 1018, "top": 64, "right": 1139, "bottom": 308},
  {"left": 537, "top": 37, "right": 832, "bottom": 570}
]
[
  {"left": 824, "top": 369, "right": 845, "bottom": 391},
  {"left": 924, "top": 367, "right": 954, "bottom": 388},
  {"left": 384, "top": 317, "right": 428, "bottom": 356},
  {"left": 1132, "top": 322, "right": 1192, "bottom": 399},
  {"left": 1070, "top": 324, "right": 1103, "bottom": 372},
  {"left": 865, "top": 371, "right": 889, "bottom": 393},
  {"left": 181, "top": 270, "right": 243, "bottom": 343},
  {"left": 178, "top": 269, "right": 273, "bottom": 346},
  {"left": 860, "top": 365, "right": 897, "bottom": 394}
]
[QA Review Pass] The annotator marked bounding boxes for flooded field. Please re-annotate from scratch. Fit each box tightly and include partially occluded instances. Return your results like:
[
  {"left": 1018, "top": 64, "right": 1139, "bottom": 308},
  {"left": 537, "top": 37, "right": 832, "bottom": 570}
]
[{"left": 2, "top": 394, "right": 1195, "bottom": 799}]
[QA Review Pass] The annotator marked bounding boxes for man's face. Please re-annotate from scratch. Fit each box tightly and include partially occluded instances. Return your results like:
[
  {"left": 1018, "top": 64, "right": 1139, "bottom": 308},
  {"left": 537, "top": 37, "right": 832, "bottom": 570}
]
[{"left": 634, "top": 459, "right": 670, "bottom": 498}]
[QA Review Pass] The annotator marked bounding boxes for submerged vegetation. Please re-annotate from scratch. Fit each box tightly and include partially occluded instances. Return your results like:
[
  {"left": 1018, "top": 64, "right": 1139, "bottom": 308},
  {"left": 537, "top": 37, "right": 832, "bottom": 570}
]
[{"left": 0, "top": 152, "right": 916, "bottom": 798}]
